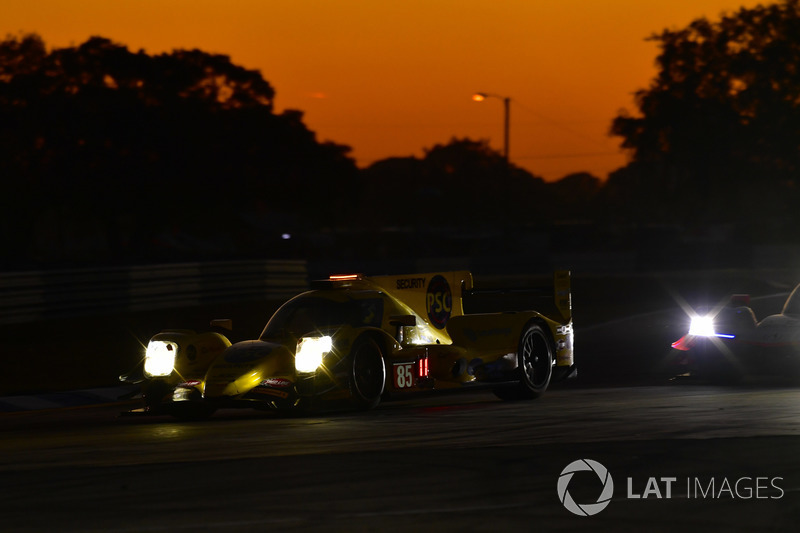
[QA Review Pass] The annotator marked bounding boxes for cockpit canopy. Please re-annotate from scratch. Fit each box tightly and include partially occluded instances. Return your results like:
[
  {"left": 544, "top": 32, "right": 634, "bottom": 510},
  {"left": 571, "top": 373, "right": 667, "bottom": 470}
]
[{"left": 260, "top": 292, "right": 385, "bottom": 339}]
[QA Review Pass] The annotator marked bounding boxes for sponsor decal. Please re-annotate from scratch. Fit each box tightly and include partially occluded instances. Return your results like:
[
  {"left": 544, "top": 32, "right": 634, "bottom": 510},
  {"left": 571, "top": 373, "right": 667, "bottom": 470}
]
[
  {"left": 426, "top": 275, "right": 452, "bottom": 329},
  {"left": 396, "top": 277, "right": 426, "bottom": 290},
  {"left": 261, "top": 378, "right": 293, "bottom": 388}
]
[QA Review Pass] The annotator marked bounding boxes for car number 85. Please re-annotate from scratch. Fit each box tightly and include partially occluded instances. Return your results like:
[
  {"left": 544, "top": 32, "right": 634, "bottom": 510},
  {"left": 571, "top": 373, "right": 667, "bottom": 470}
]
[{"left": 393, "top": 363, "right": 415, "bottom": 389}]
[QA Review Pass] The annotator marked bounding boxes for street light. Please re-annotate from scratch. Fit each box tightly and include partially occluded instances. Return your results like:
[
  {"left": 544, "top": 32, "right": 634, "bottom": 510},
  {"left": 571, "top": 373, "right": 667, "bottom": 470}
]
[{"left": 472, "top": 92, "right": 510, "bottom": 163}]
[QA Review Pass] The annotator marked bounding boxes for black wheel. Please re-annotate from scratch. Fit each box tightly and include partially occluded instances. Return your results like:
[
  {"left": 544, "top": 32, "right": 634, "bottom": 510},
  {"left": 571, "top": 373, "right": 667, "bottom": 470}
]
[
  {"left": 350, "top": 337, "right": 386, "bottom": 409},
  {"left": 494, "top": 323, "right": 553, "bottom": 401}
]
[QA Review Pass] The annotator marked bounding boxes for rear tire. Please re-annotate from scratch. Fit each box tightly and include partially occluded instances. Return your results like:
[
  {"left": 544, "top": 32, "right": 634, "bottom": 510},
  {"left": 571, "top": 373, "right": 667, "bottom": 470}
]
[
  {"left": 350, "top": 337, "right": 386, "bottom": 409},
  {"left": 494, "top": 323, "right": 553, "bottom": 401}
]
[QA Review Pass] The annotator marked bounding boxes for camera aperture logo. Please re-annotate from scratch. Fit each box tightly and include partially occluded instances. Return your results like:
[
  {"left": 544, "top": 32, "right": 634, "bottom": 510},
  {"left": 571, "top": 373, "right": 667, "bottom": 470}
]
[
  {"left": 558, "top": 459, "right": 785, "bottom": 517},
  {"left": 557, "top": 459, "right": 614, "bottom": 516}
]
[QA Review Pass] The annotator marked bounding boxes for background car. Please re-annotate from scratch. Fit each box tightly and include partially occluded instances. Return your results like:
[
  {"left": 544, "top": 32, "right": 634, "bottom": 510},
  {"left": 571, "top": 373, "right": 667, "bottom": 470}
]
[{"left": 671, "top": 284, "right": 800, "bottom": 380}]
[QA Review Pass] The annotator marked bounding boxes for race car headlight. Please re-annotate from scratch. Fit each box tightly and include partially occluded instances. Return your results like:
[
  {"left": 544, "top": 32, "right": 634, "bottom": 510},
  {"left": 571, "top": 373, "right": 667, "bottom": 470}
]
[
  {"left": 689, "top": 315, "right": 716, "bottom": 337},
  {"left": 144, "top": 340, "right": 178, "bottom": 377},
  {"left": 295, "top": 336, "right": 332, "bottom": 373}
]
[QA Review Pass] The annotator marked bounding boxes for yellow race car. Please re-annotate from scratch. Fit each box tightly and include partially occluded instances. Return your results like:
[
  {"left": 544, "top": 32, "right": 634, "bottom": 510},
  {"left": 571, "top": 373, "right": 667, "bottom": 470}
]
[{"left": 121, "top": 270, "right": 575, "bottom": 418}]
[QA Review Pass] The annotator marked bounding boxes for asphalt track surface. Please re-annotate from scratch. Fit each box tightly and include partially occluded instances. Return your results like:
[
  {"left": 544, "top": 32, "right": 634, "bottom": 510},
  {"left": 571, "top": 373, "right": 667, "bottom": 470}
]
[
  {"left": 2, "top": 291, "right": 800, "bottom": 531},
  {"left": 1, "top": 384, "right": 799, "bottom": 532}
]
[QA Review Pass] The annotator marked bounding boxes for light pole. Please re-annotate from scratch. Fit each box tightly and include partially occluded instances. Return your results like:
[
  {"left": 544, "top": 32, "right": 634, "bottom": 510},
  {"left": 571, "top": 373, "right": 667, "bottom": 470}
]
[{"left": 472, "top": 92, "right": 510, "bottom": 164}]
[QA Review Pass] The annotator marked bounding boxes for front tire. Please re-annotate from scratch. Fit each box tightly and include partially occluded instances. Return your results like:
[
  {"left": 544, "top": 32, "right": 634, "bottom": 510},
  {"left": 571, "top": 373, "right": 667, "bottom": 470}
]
[
  {"left": 494, "top": 323, "right": 554, "bottom": 401},
  {"left": 350, "top": 337, "right": 386, "bottom": 409}
]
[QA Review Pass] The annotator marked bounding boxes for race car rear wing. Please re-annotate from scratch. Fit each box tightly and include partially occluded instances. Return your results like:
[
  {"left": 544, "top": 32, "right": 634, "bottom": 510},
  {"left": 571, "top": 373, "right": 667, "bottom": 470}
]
[{"left": 462, "top": 270, "right": 572, "bottom": 323}]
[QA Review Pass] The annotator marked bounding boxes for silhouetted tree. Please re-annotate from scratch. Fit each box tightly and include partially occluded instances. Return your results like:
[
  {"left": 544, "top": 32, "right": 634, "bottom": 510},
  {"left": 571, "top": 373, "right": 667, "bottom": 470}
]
[
  {"left": 360, "top": 138, "right": 549, "bottom": 230},
  {"left": 0, "top": 34, "right": 358, "bottom": 267},
  {"left": 610, "top": 0, "right": 800, "bottom": 235},
  {"left": 549, "top": 172, "right": 601, "bottom": 221}
]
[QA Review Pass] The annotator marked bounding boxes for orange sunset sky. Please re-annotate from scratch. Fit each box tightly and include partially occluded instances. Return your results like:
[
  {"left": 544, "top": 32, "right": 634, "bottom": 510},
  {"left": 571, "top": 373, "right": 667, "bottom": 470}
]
[{"left": 4, "top": 0, "right": 765, "bottom": 181}]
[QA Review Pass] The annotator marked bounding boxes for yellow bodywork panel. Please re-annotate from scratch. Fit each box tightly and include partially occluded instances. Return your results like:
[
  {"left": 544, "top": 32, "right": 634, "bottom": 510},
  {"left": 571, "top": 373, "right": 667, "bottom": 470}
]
[
  {"left": 149, "top": 330, "right": 231, "bottom": 383},
  {"left": 334, "top": 271, "right": 473, "bottom": 345}
]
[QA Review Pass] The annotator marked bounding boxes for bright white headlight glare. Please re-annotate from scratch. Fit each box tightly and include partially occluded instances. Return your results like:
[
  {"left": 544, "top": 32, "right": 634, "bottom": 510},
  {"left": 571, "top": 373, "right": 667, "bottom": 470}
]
[
  {"left": 689, "top": 315, "right": 716, "bottom": 337},
  {"left": 144, "top": 340, "right": 178, "bottom": 377},
  {"left": 295, "top": 336, "right": 332, "bottom": 373}
]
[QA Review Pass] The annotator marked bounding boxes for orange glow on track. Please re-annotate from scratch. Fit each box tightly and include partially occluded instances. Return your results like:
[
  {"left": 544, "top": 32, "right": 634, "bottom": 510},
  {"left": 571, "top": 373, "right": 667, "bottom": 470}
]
[{"left": 4, "top": 0, "right": 765, "bottom": 181}]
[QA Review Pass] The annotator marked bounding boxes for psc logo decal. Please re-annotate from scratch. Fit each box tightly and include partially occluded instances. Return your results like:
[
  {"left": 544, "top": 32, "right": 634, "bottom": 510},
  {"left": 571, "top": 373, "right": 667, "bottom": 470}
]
[
  {"left": 426, "top": 275, "right": 452, "bottom": 329},
  {"left": 557, "top": 459, "right": 614, "bottom": 516}
]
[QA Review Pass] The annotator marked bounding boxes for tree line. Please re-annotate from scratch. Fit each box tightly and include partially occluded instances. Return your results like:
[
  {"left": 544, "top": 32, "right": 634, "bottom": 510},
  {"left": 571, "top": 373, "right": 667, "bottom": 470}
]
[
  {"left": 2, "top": 0, "right": 799, "bottom": 268},
  {"left": 609, "top": 0, "right": 800, "bottom": 241}
]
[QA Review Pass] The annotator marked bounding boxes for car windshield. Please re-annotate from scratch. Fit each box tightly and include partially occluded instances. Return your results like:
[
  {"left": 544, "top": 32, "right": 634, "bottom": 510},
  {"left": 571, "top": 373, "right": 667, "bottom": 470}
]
[{"left": 260, "top": 296, "right": 383, "bottom": 339}]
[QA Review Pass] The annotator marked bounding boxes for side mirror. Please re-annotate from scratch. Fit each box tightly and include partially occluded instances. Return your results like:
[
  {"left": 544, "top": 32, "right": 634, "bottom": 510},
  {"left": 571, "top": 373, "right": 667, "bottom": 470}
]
[
  {"left": 390, "top": 315, "right": 417, "bottom": 327},
  {"left": 210, "top": 318, "right": 233, "bottom": 331},
  {"left": 390, "top": 315, "right": 416, "bottom": 343}
]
